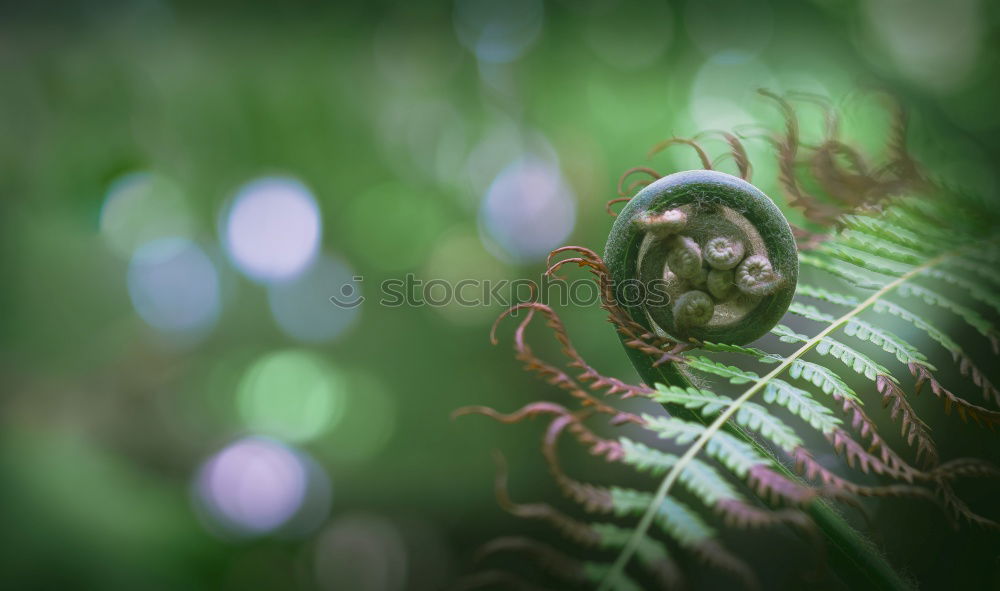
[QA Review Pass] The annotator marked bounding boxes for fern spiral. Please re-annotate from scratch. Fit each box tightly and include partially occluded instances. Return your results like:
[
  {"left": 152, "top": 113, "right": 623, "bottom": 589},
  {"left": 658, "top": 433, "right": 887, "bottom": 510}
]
[
  {"left": 456, "top": 92, "right": 1000, "bottom": 591},
  {"left": 607, "top": 169, "right": 798, "bottom": 345}
]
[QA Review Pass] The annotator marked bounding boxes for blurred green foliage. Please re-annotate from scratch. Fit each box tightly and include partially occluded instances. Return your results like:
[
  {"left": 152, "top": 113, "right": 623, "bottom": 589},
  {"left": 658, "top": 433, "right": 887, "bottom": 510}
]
[{"left": 2, "top": 0, "right": 999, "bottom": 589}]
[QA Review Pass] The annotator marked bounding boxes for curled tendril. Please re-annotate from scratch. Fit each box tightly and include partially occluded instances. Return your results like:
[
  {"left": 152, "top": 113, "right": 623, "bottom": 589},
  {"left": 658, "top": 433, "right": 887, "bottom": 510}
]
[
  {"left": 707, "top": 268, "right": 737, "bottom": 301},
  {"left": 647, "top": 137, "right": 713, "bottom": 169},
  {"left": 633, "top": 208, "right": 688, "bottom": 236},
  {"left": 704, "top": 235, "right": 746, "bottom": 270},
  {"left": 666, "top": 235, "right": 703, "bottom": 279},
  {"left": 735, "top": 254, "right": 783, "bottom": 297},
  {"left": 757, "top": 88, "right": 929, "bottom": 227},
  {"left": 607, "top": 169, "right": 798, "bottom": 345},
  {"left": 673, "top": 290, "right": 715, "bottom": 328}
]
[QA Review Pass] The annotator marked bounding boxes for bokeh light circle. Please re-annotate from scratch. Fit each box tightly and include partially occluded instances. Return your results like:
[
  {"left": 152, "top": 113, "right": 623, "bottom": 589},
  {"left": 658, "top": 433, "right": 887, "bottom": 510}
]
[
  {"left": 237, "top": 350, "right": 345, "bottom": 443},
  {"left": 127, "top": 237, "right": 220, "bottom": 340},
  {"left": 478, "top": 156, "right": 576, "bottom": 263},
  {"left": 375, "top": 98, "right": 469, "bottom": 190},
  {"left": 100, "top": 171, "right": 195, "bottom": 259},
  {"left": 222, "top": 177, "right": 322, "bottom": 283},
  {"left": 462, "top": 125, "right": 558, "bottom": 208},
  {"left": 423, "top": 226, "right": 514, "bottom": 325},
  {"left": 453, "top": 0, "right": 544, "bottom": 64},
  {"left": 195, "top": 437, "right": 309, "bottom": 536},
  {"left": 688, "top": 57, "right": 777, "bottom": 131},
  {"left": 279, "top": 452, "right": 333, "bottom": 539},
  {"left": 267, "top": 254, "right": 360, "bottom": 343},
  {"left": 313, "top": 513, "right": 408, "bottom": 591}
]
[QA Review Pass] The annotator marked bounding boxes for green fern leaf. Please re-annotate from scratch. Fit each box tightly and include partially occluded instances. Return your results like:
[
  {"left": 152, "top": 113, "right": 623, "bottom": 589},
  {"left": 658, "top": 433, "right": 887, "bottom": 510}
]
[
  {"left": 895, "top": 283, "right": 999, "bottom": 351},
  {"left": 790, "top": 300, "right": 935, "bottom": 369},
  {"left": 920, "top": 268, "right": 1000, "bottom": 318},
  {"left": 772, "top": 324, "right": 893, "bottom": 382},
  {"left": 838, "top": 229, "right": 925, "bottom": 265},
  {"left": 787, "top": 359, "right": 862, "bottom": 404},
  {"left": 684, "top": 356, "right": 759, "bottom": 384},
  {"left": 700, "top": 341, "right": 779, "bottom": 362},
  {"left": 641, "top": 415, "right": 773, "bottom": 477},
  {"left": 795, "top": 284, "right": 859, "bottom": 307},
  {"left": 799, "top": 253, "right": 882, "bottom": 289},
  {"left": 820, "top": 243, "right": 912, "bottom": 276},
  {"left": 870, "top": 299, "right": 962, "bottom": 358},
  {"left": 841, "top": 214, "right": 936, "bottom": 253},
  {"left": 590, "top": 523, "right": 678, "bottom": 587},
  {"left": 610, "top": 487, "right": 714, "bottom": 546},
  {"left": 619, "top": 438, "right": 744, "bottom": 505},
  {"left": 649, "top": 385, "right": 803, "bottom": 452},
  {"left": 763, "top": 379, "right": 842, "bottom": 435},
  {"left": 648, "top": 384, "right": 731, "bottom": 415}
]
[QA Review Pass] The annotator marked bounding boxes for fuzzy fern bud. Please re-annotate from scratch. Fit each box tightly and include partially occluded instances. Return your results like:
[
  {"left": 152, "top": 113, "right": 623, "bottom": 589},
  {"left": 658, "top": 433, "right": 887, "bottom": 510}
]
[
  {"left": 704, "top": 236, "right": 746, "bottom": 270},
  {"left": 735, "top": 255, "right": 783, "bottom": 297}
]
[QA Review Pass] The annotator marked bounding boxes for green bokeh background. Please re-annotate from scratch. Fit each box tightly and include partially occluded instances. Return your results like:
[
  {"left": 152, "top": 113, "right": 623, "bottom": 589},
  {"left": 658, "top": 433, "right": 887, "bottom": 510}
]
[{"left": 2, "top": 1, "right": 999, "bottom": 589}]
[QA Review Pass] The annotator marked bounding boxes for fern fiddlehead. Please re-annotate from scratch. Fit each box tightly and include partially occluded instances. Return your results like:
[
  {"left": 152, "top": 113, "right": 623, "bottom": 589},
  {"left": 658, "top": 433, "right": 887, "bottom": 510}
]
[
  {"left": 457, "top": 92, "right": 1000, "bottom": 591},
  {"left": 602, "top": 169, "right": 918, "bottom": 591},
  {"left": 607, "top": 169, "right": 798, "bottom": 345}
]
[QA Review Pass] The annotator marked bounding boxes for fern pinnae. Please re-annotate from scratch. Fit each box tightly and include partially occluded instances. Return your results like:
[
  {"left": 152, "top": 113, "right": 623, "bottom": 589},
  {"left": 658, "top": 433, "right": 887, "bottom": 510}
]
[
  {"left": 467, "top": 99, "right": 1000, "bottom": 589},
  {"left": 868, "top": 299, "right": 1000, "bottom": 410},
  {"left": 683, "top": 340, "right": 909, "bottom": 473},
  {"left": 480, "top": 446, "right": 694, "bottom": 588},
  {"left": 786, "top": 359, "right": 861, "bottom": 404},
  {"left": 772, "top": 323, "right": 940, "bottom": 466},
  {"left": 920, "top": 267, "right": 1000, "bottom": 319},
  {"left": 798, "top": 252, "right": 883, "bottom": 289},
  {"left": 649, "top": 384, "right": 804, "bottom": 453},
  {"left": 488, "top": 450, "right": 602, "bottom": 547},
  {"left": 482, "top": 398, "right": 764, "bottom": 585},
  {"left": 773, "top": 323, "right": 890, "bottom": 381},
  {"left": 619, "top": 437, "right": 744, "bottom": 506},
  {"left": 791, "top": 297, "right": 994, "bottom": 413},
  {"left": 762, "top": 379, "right": 842, "bottom": 435},
  {"left": 790, "top": 298, "right": 935, "bottom": 370},
  {"left": 949, "top": 254, "right": 1000, "bottom": 289},
  {"left": 876, "top": 375, "right": 939, "bottom": 465},
  {"left": 795, "top": 255, "right": 1000, "bottom": 439},
  {"left": 611, "top": 487, "right": 758, "bottom": 587},
  {"left": 589, "top": 524, "right": 682, "bottom": 590},
  {"left": 961, "top": 245, "right": 1000, "bottom": 274},
  {"left": 893, "top": 283, "right": 1000, "bottom": 354},
  {"left": 836, "top": 230, "right": 926, "bottom": 265},
  {"left": 840, "top": 214, "right": 936, "bottom": 254},
  {"left": 617, "top": 437, "right": 810, "bottom": 531},
  {"left": 542, "top": 414, "right": 616, "bottom": 514},
  {"left": 683, "top": 356, "right": 759, "bottom": 384},
  {"left": 819, "top": 242, "right": 913, "bottom": 277},
  {"left": 599, "top": 248, "right": 960, "bottom": 590}
]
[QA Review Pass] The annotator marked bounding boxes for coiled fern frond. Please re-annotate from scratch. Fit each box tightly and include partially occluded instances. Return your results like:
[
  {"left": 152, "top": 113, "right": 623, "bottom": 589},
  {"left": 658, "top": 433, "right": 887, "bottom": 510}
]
[{"left": 454, "top": 92, "right": 1000, "bottom": 590}]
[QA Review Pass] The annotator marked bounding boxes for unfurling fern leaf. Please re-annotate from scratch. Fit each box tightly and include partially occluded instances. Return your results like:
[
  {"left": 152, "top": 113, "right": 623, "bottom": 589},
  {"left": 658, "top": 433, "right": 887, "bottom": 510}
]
[{"left": 454, "top": 91, "right": 1000, "bottom": 590}]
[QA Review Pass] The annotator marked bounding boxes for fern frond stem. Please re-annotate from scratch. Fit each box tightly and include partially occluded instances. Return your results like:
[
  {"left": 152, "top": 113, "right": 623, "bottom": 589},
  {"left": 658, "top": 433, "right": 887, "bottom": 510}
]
[{"left": 599, "top": 250, "right": 956, "bottom": 591}]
